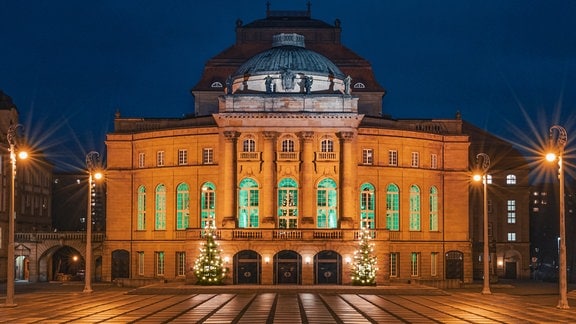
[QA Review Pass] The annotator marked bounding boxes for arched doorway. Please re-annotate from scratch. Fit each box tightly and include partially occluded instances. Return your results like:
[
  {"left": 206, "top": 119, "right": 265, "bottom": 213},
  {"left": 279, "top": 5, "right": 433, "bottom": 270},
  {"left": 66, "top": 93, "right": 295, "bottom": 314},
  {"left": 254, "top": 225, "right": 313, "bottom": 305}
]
[
  {"left": 51, "top": 246, "right": 84, "bottom": 281},
  {"left": 315, "top": 250, "right": 341, "bottom": 284},
  {"left": 446, "top": 250, "right": 464, "bottom": 280},
  {"left": 111, "top": 250, "right": 129, "bottom": 279},
  {"left": 274, "top": 250, "right": 301, "bottom": 284},
  {"left": 234, "top": 250, "right": 261, "bottom": 284},
  {"left": 504, "top": 250, "right": 521, "bottom": 279}
]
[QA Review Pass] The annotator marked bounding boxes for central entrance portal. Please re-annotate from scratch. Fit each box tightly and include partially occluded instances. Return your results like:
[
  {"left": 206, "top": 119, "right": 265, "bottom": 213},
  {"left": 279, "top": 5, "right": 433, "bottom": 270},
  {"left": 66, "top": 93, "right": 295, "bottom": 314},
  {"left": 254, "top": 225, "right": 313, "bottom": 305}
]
[{"left": 274, "top": 250, "right": 301, "bottom": 284}]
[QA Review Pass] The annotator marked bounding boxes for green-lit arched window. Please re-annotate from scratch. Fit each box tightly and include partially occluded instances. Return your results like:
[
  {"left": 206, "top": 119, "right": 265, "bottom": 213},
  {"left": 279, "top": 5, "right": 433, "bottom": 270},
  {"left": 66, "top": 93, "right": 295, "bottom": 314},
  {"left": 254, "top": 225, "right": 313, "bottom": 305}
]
[
  {"left": 278, "top": 178, "right": 298, "bottom": 228},
  {"left": 137, "top": 185, "right": 146, "bottom": 230},
  {"left": 201, "top": 182, "right": 216, "bottom": 228},
  {"left": 317, "top": 178, "right": 337, "bottom": 228},
  {"left": 238, "top": 178, "right": 259, "bottom": 228},
  {"left": 386, "top": 184, "right": 399, "bottom": 231},
  {"left": 429, "top": 186, "right": 438, "bottom": 231},
  {"left": 360, "top": 183, "right": 375, "bottom": 229},
  {"left": 176, "top": 183, "right": 190, "bottom": 230},
  {"left": 155, "top": 184, "right": 166, "bottom": 230},
  {"left": 410, "top": 185, "right": 421, "bottom": 231}
]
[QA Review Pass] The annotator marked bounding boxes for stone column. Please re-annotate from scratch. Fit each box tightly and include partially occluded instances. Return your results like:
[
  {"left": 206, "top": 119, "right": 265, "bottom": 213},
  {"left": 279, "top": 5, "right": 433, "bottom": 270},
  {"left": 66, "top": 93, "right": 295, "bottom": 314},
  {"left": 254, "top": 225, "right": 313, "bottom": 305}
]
[
  {"left": 299, "top": 131, "right": 315, "bottom": 227},
  {"left": 339, "top": 131, "right": 356, "bottom": 229},
  {"left": 221, "top": 131, "right": 238, "bottom": 228},
  {"left": 261, "top": 131, "right": 277, "bottom": 227}
]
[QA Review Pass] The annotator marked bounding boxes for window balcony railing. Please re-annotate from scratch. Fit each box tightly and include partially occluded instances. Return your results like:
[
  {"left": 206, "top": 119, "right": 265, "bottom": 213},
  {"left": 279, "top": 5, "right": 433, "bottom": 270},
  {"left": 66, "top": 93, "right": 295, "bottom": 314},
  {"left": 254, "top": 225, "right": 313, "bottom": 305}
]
[
  {"left": 238, "top": 152, "right": 261, "bottom": 161},
  {"left": 316, "top": 152, "right": 338, "bottom": 161},
  {"left": 15, "top": 232, "right": 105, "bottom": 242},
  {"left": 182, "top": 228, "right": 389, "bottom": 241},
  {"left": 277, "top": 152, "right": 299, "bottom": 161}
]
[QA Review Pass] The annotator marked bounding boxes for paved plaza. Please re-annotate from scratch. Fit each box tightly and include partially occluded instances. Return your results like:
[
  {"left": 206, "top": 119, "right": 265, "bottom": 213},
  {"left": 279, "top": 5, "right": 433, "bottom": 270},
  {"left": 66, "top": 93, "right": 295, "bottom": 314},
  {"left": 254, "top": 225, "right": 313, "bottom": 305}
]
[{"left": 2, "top": 281, "right": 576, "bottom": 323}]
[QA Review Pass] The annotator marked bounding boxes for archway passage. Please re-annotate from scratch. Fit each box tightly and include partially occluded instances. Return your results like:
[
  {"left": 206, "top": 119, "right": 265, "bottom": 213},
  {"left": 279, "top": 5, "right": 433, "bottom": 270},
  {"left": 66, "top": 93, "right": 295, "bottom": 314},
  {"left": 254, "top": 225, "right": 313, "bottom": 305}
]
[
  {"left": 234, "top": 250, "right": 261, "bottom": 284},
  {"left": 52, "top": 246, "right": 84, "bottom": 281},
  {"left": 112, "top": 250, "right": 130, "bottom": 279},
  {"left": 446, "top": 250, "right": 464, "bottom": 280},
  {"left": 274, "top": 250, "right": 301, "bottom": 284},
  {"left": 315, "top": 250, "right": 341, "bottom": 284}
]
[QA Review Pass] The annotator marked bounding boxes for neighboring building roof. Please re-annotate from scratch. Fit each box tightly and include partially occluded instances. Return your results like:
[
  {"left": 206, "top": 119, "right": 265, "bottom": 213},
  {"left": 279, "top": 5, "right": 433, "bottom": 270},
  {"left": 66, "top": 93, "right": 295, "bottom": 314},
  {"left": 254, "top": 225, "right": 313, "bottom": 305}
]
[{"left": 0, "top": 90, "right": 17, "bottom": 111}]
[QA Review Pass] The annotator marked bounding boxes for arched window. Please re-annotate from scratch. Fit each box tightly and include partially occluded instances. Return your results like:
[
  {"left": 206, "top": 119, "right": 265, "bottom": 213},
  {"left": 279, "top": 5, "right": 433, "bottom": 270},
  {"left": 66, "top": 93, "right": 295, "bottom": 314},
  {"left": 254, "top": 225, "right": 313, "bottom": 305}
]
[
  {"left": 200, "top": 182, "right": 216, "bottom": 228},
  {"left": 320, "top": 138, "right": 334, "bottom": 152},
  {"left": 429, "top": 186, "right": 438, "bottom": 231},
  {"left": 360, "top": 183, "right": 375, "bottom": 229},
  {"left": 176, "top": 183, "right": 190, "bottom": 230},
  {"left": 210, "top": 81, "right": 223, "bottom": 88},
  {"left": 155, "top": 184, "right": 166, "bottom": 230},
  {"left": 317, "top": 178, "right": 337, "bottom": 228},
  {"left": 278, "top": 178, "right": 298, "bottom": 228},
  {"left": 137, "top": 186, "right": 146, "bottom": 230},
  {"left": 281, "top": 139, "right": 295, "bottom": 152},
  {"left": 506, "top": 174, "right": 516, "bottom": 185},
  {"left": 238, "top": 178, "right": 259, "bottom": 228},
  {"left": 243, "top": 138, "right": 256, "bottom": 152},
  {"left": 410, "top": 185, "right": 421, "bottom": 231},
  {"left": 353, "top": 82, "right": 366, "bottom": 89},
  {"left": 386, "top": 184, "right": 399, "bottom": 231}
]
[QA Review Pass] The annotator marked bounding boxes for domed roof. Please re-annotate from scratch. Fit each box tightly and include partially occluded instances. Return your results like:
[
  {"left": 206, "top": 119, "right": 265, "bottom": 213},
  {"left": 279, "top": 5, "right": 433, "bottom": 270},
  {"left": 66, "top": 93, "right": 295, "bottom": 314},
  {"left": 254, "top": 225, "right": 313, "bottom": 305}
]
[{"left": 232, "top": 33, "right": 345, "bottom": 79}]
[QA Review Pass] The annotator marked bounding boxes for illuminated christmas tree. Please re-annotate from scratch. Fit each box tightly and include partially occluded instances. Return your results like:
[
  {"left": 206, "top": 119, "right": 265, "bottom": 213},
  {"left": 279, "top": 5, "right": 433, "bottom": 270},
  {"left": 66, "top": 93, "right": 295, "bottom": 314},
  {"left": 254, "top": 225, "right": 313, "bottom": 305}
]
[
  {"left": 193, "top": 224, "right": 227, "bottom": 285},
  {"left": 351, "top": 228, "right": 378, "bottom": 286}
]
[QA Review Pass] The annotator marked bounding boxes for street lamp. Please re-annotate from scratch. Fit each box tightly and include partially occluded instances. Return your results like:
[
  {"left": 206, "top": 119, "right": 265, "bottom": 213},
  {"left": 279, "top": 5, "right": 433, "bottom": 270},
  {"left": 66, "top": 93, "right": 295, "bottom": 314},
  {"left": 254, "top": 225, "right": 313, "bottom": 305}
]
[
  {"left": 3, "top": 124, "right": 27, "bottom": 307},
  {"left": 84, "top": 151, "right": 102, "bottom": 293},
  {"left": 473, "top": 152, "right": 491, "bottom": 295},
  {"left": 546, "top": 125, "right": 569, "bottom": 309}
]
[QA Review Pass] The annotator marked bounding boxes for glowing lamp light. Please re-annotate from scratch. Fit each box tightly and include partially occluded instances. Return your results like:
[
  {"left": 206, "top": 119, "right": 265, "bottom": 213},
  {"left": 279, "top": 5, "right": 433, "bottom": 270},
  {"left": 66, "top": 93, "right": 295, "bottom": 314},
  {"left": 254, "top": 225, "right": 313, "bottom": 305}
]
[
  {"left": 305, "top": 256, "right": 311, "bottom": 264},
  {"left": 345, "top": 257, "right": 352, "bottom": 264},
  {"left": 264, "top": 257, "right": 270, "bottom": 264},
  {"left": 18, "top": 150, "right": 28, "bottom": 160},
  {"left": 93, "top": 172, "right": 103, "bottom": 180},
  {"left": 472, "top": 174, "right": 482, "bottom": 182},
  {"left": 545, "top": 152, "right": 557, "bottom": 162}
]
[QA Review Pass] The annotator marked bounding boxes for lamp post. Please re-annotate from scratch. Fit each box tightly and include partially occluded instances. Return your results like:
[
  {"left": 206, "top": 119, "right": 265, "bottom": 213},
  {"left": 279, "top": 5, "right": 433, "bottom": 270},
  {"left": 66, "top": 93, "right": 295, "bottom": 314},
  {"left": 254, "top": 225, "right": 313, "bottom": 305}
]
[
  {"left": 473, "top": 152, "right": 491, "bottom": 295},
  {"left": 84, "top": 151, "right": 102, "bottom": 293},
  {"left": 4, "top": 124, "right": 26, "bottom": 307},
  {"left": 546, "top": 125, "right": 569, "bottom": 309}
]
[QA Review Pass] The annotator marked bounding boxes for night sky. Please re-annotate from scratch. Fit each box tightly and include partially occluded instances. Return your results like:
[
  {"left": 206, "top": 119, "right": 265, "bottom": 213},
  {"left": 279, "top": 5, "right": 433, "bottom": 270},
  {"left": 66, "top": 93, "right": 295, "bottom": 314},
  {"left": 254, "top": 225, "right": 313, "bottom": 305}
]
[{"left": 1, "top": 0, "right": 575, "bottom": 171}]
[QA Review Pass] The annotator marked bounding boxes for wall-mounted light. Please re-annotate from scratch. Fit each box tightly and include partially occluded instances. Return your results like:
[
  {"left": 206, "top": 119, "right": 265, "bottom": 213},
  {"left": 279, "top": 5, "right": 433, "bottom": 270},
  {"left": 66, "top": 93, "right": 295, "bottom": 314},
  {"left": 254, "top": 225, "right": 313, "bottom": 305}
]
[
  {"left": 224, "top": 256, "right": 230, "bottom": 265},
  {"left": 264, "top": 257, "right": 270, "bottom": 264},
  {"left": 305, "top": 256, "right": 311, "bottom": 264},
  {"left": 345, "top": 257, "right": 352, "bottom": 264},
  {"left": 497, "top": 257, "right": 504, "bottom": 268}
]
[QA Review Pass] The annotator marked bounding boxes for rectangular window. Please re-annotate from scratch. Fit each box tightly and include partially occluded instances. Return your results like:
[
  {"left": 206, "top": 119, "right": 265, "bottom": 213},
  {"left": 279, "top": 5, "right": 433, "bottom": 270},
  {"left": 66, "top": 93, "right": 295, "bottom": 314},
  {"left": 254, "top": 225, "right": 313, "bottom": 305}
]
[
  {"left": 138, "top": 251, "right": 145, "bottom": 276},
  {"left": 203, "top": 148, "right": 214, "bottom": 164},
  {"left": 388, "top": 150, "right": 398, "bottom": 166},
  {"left": 431, "top": 252, "right": 438, "bottom": 276},
  {"left": 411, "top": 152, "right": 419, "bottom": 167},
  {"left": 138, "top": 153, "right": 145, "bottom": 168},
  {"left": 362, "top": 148, "right": 373, "bottom": 165},
  {"left": 155, "top": 251, "right": 165, "bottom": 276},
  {"left": 487, "top": 199, "right": 493, "bottom": 214},
  {"left": 507, "top": 200, "right": 516, "bottom": 224},
  {"left": 178, "top": 149, "right": 188, "bottom": 165},
  {"left": 430, "top": 153, "right": 438, "bottom": 169},
  {"left": 176, "top": 252, "right": 186, "bottom": 277},
  {"left": 157, "top": 151, "right": 165, "bottom": 167},
  {"left": 390, "top": 253, "right": 399, "bottom": 277},
  {"left": 410, "top": 252, "right": 420, "bottom": 276},
  {"left": 507, "top": 232, "right": 516, "bottom": 241}
]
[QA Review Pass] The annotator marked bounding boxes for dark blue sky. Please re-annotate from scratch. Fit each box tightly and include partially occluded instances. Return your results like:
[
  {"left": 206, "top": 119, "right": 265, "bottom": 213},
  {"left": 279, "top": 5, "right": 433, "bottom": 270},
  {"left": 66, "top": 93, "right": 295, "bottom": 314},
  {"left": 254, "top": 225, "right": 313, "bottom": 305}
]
[{"left": 1, "top": 1, "right": 575, "bottom": 171}]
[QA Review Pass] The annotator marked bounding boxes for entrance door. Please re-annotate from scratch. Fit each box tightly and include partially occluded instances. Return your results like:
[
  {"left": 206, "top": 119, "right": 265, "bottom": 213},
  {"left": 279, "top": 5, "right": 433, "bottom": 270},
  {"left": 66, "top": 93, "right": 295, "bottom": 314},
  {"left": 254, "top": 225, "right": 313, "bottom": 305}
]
[
  {"left": 445, "top": 251, "right": 464, "bottom": 280},
  {"left": 315, "top": 250, "right": 341, "bottom": 284},
  {"left": 505, "top": 262, "right": 517, "bottom": 279},
  {"left": 234, "top": 250, "right": 261, "bottom": 284},
  {"left": 274, "top": 250, "right": 301, "bottom": 284},
  {"left": 111, "top": 250, "right": 129, "bottom": 279}
]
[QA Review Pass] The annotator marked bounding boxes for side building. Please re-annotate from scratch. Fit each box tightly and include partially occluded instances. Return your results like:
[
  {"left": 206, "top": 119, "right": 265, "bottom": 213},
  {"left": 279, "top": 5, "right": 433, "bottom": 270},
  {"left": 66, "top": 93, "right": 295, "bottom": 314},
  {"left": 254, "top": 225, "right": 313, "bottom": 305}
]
[{"left": 103, "top": 10, "right": 474, "bottom": 286}]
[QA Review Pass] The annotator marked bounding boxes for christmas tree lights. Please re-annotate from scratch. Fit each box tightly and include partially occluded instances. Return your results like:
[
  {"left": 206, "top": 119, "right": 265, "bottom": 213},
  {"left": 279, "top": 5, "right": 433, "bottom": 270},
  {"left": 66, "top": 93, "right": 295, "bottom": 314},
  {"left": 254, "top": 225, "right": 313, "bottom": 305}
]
[
  {"left": 351, "top": 228, "right": 378, "bottom": 286},
  {"left": 193, "top": 224, "right": 227, "bottom": 285}
]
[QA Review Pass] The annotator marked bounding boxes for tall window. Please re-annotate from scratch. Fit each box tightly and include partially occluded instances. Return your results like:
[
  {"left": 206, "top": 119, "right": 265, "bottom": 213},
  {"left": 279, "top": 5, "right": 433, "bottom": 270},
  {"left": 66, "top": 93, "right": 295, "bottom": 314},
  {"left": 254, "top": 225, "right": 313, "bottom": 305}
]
[
  {"left": 201, "top": 182, "right": 216, "bottom": 228},
  {"left": 238, "top": 178, "right": 259, "bottom": 228},
  {"left": 409, "top": 185, "right": 421, "bottom": 231},
  {"left": 203, "top": 148, "right": 214, "bottom": 164},
  {"left": 411, "top": 152, "right": 419, "bottom": 167},
  {"left": 278, "top": 178, "right": 298, "bottom": 228},
  {"left": 410, "top": 252, "right": 420, "bottom": 276},
  {"left": 155, "top": 251, "right": 165, "bottom": 276},
  {"left": 429, "top": 186, "right": 438, "bottom": 231},
  {"left": 430, "top": 153, "right": 438, "bottom": 169},
  {"left": 176, "top": 252, "right": 186, "bottom": 277},
  {"left": 281, "top": 139, "right": 295, "bottom": 152},
  {"left": 321, "top": 138, "right": 334, "bottom": 152},
  {"left": 386, "top": 184, "right": 400, "bottom": 231},
  {"left": 431, "top": 252, "right": 438, "bottom": 276},
  {"left": 388, "top": 150, "right": 398, "bottom": 166},
  {"left": 137, "top": 251, "right": 145, "bottom": 276},
  {"left": 362, "top": 148, "right": 373, "bottom": 165},
  {"left": 155, "top": 184, "right": 166, "bottom": 230},
  {"left": 178, "top": 149, "right": 188, "bottom": 165},
  {"left": 176, "top": 183, "right": 190, "bottom": 230},
  {"left": 138, "top": 153, "right": 145, "bottom": 168},
  {"left": 137, "top": 186, "right": 146, "bottom": 230},
  {"left": 157, "top": 151, "right": 165, "bottom": 167},
  {"left": 507, "top": 232, "right": 516, "bottom": 241},
  {"left": 243, "top": 138, "right": 256, "bottom": 152},
  {"left": 507, "top": 200, "right": 516, "bottom": 224},
  {"left": 317, "top": 178, "right": 337, "bottom": 228},
  {"left": 390, "top": 252, "right": 399, "bottom": 277},
  {"left": 506, "top": 174, "right": 517, "bottom": 185},
  {"left": 360, "top": 183, "right": 375, "bottom": 229}
]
